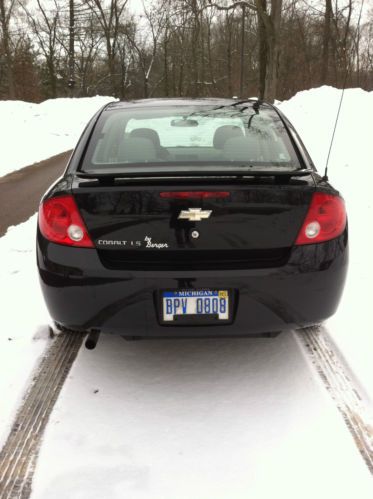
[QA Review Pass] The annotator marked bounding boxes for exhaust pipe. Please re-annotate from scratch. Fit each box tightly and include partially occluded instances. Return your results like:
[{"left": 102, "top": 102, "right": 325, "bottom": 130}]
[{"left": 85, "top": 330, "right": 101, "bottom": 350}]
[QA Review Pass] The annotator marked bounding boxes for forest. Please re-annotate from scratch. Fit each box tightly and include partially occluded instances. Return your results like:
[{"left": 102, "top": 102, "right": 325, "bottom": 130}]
[{"left": 0, "top": 0, "right": 372, "bottom": 103}]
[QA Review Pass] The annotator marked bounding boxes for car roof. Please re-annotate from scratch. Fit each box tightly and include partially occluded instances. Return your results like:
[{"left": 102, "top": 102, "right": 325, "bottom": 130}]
[{"left": 104, "top": 97, "right": 271, "bottom": 111}]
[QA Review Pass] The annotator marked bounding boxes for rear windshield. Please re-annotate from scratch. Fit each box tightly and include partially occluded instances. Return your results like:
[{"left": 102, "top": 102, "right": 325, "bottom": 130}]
[{"left": 81, "top": 103, "right": 301, "bottom": 173}]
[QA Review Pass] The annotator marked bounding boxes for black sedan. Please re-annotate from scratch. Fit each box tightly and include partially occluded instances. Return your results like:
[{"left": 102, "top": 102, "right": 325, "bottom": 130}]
[{"left": 37, "top": 98, "right": 348, "bottom": 347}]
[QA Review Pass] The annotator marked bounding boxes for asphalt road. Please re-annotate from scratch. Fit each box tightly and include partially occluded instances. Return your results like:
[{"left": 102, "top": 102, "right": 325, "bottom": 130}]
[{"left": 0, "top": 151, "right": 72, "bottom": 237}]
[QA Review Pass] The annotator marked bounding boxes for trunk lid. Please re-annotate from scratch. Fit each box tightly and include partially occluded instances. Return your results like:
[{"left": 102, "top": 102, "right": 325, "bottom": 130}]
[{"left": 72, "top": 175, "right": 315, "bottom": 269}]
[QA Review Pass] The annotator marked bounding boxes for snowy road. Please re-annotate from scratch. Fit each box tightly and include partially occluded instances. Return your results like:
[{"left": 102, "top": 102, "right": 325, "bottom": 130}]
[{"left": 26, "top": 331, "right": 372, "bottom": 499}]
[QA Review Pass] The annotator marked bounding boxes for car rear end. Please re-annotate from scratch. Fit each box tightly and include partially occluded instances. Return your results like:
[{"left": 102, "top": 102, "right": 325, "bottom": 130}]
[{"left": 37, "top": 99, "right": 348, "bottom": 338}]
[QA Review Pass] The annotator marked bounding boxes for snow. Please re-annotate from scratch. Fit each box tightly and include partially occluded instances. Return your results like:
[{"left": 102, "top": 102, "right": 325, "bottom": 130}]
[
  {"left": 29, "top": 333, "right": 373, "bottom": 499},
  {"left": 0, "top": 96, "right": 115, "bottom": 177},
  {"left": 0, "top": 215, "right": 50, "bottom": 447},
  {"left": 0, "top": 87, "right": 372, "bottom": 496},
  {"left": 278, "top": 86, "right": 373, "bottom": 400}
]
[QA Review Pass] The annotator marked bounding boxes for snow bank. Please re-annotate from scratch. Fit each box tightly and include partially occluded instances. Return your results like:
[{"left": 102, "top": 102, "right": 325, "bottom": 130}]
[
  {"left": 0, "top": 216, "right": 51, "bottom": 446},
  {"left": 279, "top": 86, "right": 373, "bottom": 400},
  {"left": 0, "top": 96, "right": 115, "bottom": 177}
]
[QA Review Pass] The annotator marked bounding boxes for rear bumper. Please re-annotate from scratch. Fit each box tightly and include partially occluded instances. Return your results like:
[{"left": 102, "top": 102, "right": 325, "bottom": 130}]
[{"left": 37, "top": 231, "right": 348, "bottom": 337}]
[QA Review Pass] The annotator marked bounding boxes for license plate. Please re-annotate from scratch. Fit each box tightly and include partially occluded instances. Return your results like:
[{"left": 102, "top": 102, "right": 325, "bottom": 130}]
[{"left": 162, "top": 290, "right": 229, "bottom": 321}]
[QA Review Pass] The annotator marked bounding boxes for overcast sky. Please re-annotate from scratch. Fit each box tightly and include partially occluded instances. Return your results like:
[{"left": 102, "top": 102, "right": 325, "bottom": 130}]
[
  {"left": 128, "top": 0, "right": 369, "bottom": 23},
  {"left": 26, "top": 0, "right": 369, "bottom": 24}
]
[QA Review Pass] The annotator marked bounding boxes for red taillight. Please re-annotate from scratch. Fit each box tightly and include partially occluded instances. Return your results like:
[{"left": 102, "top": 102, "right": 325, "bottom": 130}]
[
  {"left": 160, "top": 191, "right": 230, "bottom": 199},
  {"left": 39, "top": 195, "right": 94, "bottom": 248},
  {"left": 295, "top": 192, "right": 346, "bottom": 245}
]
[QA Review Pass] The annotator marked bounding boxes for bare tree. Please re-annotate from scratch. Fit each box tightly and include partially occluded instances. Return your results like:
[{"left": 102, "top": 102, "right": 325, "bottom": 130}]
[
  {"left": 73, "top": 13, "right": 102, "bottom": 96},
  {"left": 257, "top": 0, "right": 267, "bottom": 98},
  {"left": 125, "top": 0, "right": 170, "bottom": 98},
  {"left": 0, "top": 0, "right": 16, "bottom": 97},
  {"left": 255, "top": 0, "right": 282, "bottom": 102},
  {"left": 85, "top": 0, "right": 129, "bottom": 96},
  {"left": 321, "top": 0, "right": 332, "bottom": 83},
  {"left": 205, "top": 0, "right": 283, "bottom": 101},
  {"left": 20, "top": 0, "right": 62, "bottom": 97},
  {"left": 1, "top": 0, "right": 371, "bottom": 101}
]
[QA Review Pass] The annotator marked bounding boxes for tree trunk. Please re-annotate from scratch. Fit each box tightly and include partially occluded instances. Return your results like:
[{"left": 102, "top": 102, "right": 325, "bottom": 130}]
[
  {"left": 107, "top": 43, "right": 117, "bottom": 96},
  {"left": 257, "top": 0, "right": 267, "bottom": 99},
  {"left": 0, "top": 0, "right": 15, "bottom": 98},
  {"left": 68, "top": 0, "right": 76, "bottom": 96},
  {"left": 264, "top": 31, "right": 279, "bottom": 102},
  {"left": 321, "top": 0, "right": 332, "bottom": 84},
  {"left": 191, "top": 0, "right": 200, "bottom": 97},
  {"left": 178, "top": 57, "right": 184, "bottom": 96},
  {"left": 239, "top": 5, "right": 245, "bottom": 97},
  {"left": 206, "top": 16, "right": 216, "bottom": 93},
  {"left": 47, "top": 58, "right": 57, "bottom": 98},
  {"left": 164, "top": 31, "right": 169, "bottom": 96},
  {"left": 256, "top": 0, "right": 282, "bottom": 102},
  {"left": 200, "top": 10, "right": 206, "bottom": 94},
  {"left": 226, "top": 13, "right": 233, "bottom": 96},
  {"left": 144, "top": 72, "right": 149, "bottom": 98}
]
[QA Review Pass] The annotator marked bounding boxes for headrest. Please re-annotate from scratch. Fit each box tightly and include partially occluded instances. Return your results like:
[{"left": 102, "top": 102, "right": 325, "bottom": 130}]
[
  {"left": 118, "top": 137, "right": 157, "bottom": 162},
  {"left": 213, "top": 125, "right": 244, "bottom": 149},
  {"left": 130, "top": 128, "right": 161, "bottom": 149},
  {"left": 222, "top": 136, "right": 261, "bottom": 162}
]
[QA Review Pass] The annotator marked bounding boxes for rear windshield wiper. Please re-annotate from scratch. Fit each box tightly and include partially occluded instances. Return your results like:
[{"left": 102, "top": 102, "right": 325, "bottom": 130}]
[{"left": 213, "top": 99, "right": 261, "bottom": 112}]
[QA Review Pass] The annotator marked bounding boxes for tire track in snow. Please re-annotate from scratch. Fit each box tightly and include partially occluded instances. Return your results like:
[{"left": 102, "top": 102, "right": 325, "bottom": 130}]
[
  {"left": 297, "top": 326, "right": 373, "bottom": 473},
  {"left": 1, "top": 326, "right": 372, "bottom": 498},
  {"left": 0, "top": 332, "right": 84, "bottom": 499}
]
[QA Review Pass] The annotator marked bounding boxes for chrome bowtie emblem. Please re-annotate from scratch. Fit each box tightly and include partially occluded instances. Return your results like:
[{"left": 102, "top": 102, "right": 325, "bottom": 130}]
[{"left": 178, "top": 208, "right": 212, "bottom": 222}]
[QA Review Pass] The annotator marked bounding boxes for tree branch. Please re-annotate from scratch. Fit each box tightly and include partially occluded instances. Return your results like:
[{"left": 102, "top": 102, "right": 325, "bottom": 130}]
[{"left": 204, "top": 1, "right": 256, "bottom": 12}]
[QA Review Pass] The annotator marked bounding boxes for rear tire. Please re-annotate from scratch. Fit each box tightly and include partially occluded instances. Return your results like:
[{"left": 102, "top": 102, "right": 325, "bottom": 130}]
[{"left": 48, "top": 326, "right": 56, "bottom": 338}]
